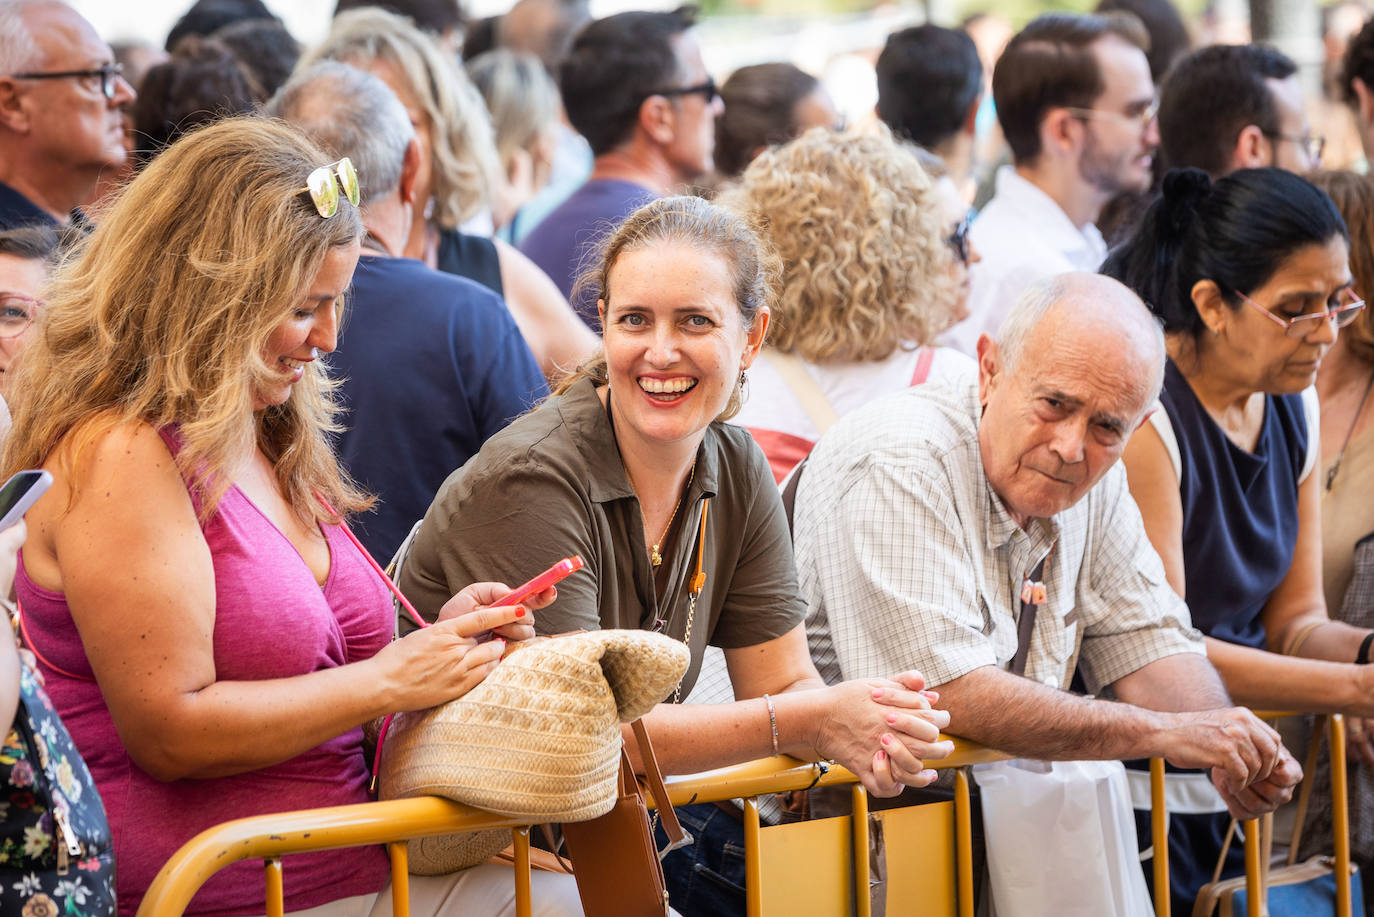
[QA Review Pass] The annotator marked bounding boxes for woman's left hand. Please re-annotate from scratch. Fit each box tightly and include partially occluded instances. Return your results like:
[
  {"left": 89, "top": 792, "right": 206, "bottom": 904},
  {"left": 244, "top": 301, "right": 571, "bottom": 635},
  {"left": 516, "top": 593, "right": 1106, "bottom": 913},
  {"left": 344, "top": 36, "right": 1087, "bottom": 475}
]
[{"left": 434, "top": 580, "right": 559, "bottom": 642}]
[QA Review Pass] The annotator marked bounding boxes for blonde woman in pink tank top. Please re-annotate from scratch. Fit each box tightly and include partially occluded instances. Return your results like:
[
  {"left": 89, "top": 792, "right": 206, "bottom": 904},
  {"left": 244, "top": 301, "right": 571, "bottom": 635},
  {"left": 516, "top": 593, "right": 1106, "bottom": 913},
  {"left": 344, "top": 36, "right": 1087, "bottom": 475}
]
[{"left": 1, "top": 119, "right": 580, "bottom": 917}]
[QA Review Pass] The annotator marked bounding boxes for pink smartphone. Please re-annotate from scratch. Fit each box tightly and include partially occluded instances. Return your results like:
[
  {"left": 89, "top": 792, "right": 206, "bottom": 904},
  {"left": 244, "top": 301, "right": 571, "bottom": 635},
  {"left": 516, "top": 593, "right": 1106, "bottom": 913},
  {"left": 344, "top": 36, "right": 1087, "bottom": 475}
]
[
  {"left": 490, "top": 555, "right": 584, "bottom": 609},
  {"left": 472, "top": 556, "right": 583, "bottom": 643}
]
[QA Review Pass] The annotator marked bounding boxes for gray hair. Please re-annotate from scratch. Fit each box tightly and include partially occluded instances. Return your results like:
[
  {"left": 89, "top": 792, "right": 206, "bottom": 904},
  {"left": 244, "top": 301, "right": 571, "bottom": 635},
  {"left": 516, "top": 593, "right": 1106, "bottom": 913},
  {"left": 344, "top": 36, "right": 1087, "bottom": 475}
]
[
  {"left": 266, "top": 61, "right": 414, "bottom": 207},
  {"left": 997, "top": 272, "right": 1167, "bottom": 400},
  {"left": 466, "top": 49, "right": 559, "bottom": 167},
  {"left": 299, "top": 7, "right": 501, "bottom": 228},
  {"left": 0, "top": 0, "right": 49, "bottom": 75}
]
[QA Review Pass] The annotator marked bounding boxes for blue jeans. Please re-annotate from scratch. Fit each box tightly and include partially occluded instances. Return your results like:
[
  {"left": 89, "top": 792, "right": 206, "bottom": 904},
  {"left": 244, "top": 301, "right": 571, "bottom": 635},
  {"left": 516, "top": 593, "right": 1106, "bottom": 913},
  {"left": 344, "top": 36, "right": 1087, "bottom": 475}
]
[{"left": 656, "top": 803, "right": 747, "bottom": 917}]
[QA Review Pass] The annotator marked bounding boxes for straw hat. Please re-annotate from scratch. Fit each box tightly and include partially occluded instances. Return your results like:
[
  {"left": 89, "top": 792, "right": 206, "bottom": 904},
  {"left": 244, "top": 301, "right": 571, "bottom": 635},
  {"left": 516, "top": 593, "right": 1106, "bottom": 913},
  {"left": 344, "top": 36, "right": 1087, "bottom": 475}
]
[{"left": 378, "top": 629, "right": 691, "bottom": 873}]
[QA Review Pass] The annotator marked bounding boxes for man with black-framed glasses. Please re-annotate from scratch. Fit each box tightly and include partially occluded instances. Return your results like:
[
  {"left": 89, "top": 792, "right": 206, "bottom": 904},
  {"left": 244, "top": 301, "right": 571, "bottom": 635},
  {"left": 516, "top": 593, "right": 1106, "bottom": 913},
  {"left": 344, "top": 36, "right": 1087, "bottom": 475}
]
[
  {"left": 1158, "top": 44, "right": 1319, "bottom": 178},
  {"left": 520, "top": 5, "right": 724, "bottom": 328},
  {"left": 0, "top": 0, "right": 135, "bottom": 231}
]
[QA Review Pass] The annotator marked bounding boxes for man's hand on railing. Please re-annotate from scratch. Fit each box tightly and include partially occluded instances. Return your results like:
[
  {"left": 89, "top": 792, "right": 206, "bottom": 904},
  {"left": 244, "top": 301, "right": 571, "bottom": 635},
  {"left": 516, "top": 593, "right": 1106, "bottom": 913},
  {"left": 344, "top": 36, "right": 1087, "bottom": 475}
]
[{"left": 810, "top": 670, "right": 955, "bottom": 797}]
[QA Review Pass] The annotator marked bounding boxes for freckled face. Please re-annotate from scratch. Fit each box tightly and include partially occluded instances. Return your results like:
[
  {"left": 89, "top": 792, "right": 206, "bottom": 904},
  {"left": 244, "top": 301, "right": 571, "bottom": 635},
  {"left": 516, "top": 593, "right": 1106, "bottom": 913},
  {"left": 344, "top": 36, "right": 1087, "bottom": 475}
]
[
  {"left": 255, "top": 241, "right": 359, "bottom": 411},
  {"left": 598, "top": 242, "right": 767, "bottom": 449}
]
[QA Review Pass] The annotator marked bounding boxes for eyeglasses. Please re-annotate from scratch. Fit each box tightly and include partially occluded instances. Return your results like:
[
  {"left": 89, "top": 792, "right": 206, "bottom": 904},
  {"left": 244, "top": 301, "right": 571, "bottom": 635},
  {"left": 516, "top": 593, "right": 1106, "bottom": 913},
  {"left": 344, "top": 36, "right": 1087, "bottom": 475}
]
[
  {"left": 0, "top": 294, "right": 40, "bottom": 340},
  {"left": 1237, "top": 288, "right": 1365, "bottom": 338},
  {"left": 9, "top": 62, "right": 124, "bottom": 100},
  {"left": 1064, "top": 97, "right": 1160, "bottom": 131},
  {"left": 946, "top": 211, "right": 973, "bottom": 265},
  {"left": 648, "top": 77, "right": 719, "bottom": 104},
  {"left": 297, "top": 157, "right": 360, "bottom": 219},
  {"left": 1263, "top": 131, "right": 1325, "bottom": 165}
]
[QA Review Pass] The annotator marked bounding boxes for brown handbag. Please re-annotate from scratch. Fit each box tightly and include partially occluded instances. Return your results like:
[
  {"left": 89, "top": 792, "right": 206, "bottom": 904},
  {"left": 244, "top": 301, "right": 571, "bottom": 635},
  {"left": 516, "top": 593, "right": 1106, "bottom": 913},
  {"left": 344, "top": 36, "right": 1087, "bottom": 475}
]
[{"left": 561, "top": 719, "right": 687, "bottom": 917}]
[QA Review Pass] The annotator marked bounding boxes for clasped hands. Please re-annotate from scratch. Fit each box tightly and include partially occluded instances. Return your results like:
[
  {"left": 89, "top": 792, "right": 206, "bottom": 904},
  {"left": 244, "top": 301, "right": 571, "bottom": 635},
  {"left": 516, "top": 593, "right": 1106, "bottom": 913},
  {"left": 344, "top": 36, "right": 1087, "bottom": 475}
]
[{"left": 813, "top": 671, "right": 955, "bottom": 797}]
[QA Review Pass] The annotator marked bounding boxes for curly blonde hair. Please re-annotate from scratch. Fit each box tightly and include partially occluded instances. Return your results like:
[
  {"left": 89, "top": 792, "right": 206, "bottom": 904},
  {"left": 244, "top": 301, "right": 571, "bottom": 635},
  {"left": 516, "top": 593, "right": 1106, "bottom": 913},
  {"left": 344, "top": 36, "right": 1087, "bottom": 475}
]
[
  {"left": 716, "top": 126, "right": 961, "bottom": 363},
  {"left": 302, "top": 7, "right": 502, "bottom": 228},
  {"left": 1, "top": 116, "right": 369, "bottom": 527}
]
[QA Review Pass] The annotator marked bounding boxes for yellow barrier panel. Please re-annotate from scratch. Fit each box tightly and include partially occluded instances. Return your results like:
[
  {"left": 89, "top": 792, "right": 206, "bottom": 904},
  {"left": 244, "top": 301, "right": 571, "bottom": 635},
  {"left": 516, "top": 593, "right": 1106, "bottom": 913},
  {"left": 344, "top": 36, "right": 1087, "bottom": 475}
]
[{"left": 137, "top": 737, "right": 1192, "bottom": 917}]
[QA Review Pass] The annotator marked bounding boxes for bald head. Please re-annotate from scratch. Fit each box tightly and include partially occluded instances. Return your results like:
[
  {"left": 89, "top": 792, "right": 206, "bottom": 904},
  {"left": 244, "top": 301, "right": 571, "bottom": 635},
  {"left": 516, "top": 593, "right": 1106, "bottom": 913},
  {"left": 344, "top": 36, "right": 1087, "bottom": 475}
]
[
  {"left": 977, "top": 272, "right": 1164, "bottom": 525},
  {"left": 999, "top": 272, "right": 1165, "bottom": 405}
]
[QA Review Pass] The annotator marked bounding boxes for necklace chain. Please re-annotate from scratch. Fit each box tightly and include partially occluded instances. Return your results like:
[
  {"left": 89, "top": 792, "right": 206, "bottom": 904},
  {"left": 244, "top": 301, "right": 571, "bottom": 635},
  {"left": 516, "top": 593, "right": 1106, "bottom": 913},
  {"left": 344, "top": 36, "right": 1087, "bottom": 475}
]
[
  {"left": 1326, "top": 372, "right": 1374, "bottom": 492},
  {"left": 650, "top": 463, "right": 695, "bottom": 567}
]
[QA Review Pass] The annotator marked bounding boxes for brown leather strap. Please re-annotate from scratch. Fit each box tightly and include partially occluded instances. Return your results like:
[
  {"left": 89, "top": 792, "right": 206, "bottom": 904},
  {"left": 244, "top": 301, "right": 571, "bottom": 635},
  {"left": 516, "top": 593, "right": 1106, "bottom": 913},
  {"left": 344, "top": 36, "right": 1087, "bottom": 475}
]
[
  {"left": 1010, "top": 557, "right": 1046, "bottom": 677},
  {"left": 1286, "top": 714, "right": 1328, "bottom": 864},
  {"left": 631, "top": 718, "right": 685, "bottom": 848}
]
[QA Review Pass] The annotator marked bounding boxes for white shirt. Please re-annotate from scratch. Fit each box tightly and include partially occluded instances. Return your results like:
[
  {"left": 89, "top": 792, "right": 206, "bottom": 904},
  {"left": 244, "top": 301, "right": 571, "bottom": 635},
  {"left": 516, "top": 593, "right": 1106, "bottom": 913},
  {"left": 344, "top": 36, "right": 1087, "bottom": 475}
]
[
  {"left": 732, "top": 346, "right": 976, "bottom": 483},
  {"left": 793, "top": 376, "right": 1204, "bottom": 693},
  {"left": 943, "top": 166, "right": 1108, "bottom": 355}
]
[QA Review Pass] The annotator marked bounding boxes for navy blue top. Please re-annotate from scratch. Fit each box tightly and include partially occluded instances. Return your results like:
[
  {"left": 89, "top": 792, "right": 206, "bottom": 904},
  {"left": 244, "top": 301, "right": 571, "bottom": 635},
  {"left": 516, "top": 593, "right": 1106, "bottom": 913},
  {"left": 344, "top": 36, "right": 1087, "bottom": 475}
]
[
  {"left": 435, "top": 229, "right": 504, "bottom": 297},
  {"left": 518, "top": 178, "right": 656, "bottom": 328},
  {"left": 0, "top": 181, "right": 59, "bottom": 231},
  {"left": 1163, "top": 359, "right": 1309, "bottom": 649},
  {"left": 331, "top": 255, "right": 548, "bottom": 560}
]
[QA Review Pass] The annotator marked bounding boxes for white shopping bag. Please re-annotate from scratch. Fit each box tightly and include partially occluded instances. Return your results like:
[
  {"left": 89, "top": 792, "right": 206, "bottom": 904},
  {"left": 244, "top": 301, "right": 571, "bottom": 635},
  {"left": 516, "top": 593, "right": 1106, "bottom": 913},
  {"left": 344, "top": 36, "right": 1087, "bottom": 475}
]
[{"left": 973, "top": 758, "right": 1153, "bottom": 917}]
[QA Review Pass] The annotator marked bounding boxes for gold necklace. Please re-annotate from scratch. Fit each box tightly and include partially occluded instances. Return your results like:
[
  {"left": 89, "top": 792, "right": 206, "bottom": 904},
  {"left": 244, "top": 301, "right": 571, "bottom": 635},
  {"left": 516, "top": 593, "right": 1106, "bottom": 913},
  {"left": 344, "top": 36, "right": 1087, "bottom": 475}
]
[{"left": 650, "top": 463, "right": 695, "bottom": 568}]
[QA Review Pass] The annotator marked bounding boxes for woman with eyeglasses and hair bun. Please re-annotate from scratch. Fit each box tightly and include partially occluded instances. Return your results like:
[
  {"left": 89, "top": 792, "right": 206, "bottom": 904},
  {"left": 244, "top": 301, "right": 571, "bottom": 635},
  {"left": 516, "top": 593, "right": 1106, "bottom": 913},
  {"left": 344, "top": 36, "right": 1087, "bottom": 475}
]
[
  {"left": 1, "top": 117, "right": 580, "bottom": 917},
  {"left": 715, "top": 126, "right": 979, "bottom": 484},
  {"left": 1102, "top": 166, "right": 1372, "bottom": 913}
]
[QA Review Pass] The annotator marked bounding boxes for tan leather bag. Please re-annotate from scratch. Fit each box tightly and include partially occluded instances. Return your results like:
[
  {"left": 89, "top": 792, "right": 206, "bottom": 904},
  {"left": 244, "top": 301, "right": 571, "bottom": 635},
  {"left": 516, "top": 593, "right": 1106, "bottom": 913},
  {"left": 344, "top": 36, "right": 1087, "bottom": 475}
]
[{"left": 561, "top": 719, "right": 686, "bottom": 917}]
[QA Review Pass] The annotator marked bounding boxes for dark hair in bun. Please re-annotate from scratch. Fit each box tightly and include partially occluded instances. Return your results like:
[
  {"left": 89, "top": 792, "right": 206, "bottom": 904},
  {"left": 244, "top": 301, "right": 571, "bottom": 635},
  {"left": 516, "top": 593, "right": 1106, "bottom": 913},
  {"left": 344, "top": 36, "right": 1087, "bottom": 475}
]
[{"left": 1102, "top": 167, "right": 1348, "bottom": 339}]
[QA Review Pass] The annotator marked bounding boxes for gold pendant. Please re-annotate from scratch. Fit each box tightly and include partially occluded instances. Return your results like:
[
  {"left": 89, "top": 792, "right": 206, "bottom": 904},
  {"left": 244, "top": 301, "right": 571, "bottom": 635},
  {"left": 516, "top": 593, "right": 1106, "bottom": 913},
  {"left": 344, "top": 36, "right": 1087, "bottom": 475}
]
[{"left": 650, "top": 544, "right": 662, "bottom": 567}]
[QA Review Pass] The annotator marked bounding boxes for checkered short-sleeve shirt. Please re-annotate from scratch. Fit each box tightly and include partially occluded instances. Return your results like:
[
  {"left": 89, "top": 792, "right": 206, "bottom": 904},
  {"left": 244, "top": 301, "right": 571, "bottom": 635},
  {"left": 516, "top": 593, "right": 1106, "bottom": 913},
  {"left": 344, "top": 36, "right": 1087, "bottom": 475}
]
[{"left": 793, "top": 376, "right": 1204, "bottom": 693}]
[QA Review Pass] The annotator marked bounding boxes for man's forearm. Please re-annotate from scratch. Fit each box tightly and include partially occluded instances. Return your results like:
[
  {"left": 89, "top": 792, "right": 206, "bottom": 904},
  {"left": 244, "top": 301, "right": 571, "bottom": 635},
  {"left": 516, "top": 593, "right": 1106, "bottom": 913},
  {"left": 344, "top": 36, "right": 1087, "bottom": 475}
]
[
  {"left": 936, "top": 664, "right": 1174, "bottom": 761},
  {"left": 1110, "top": 651, "right": 1232, "bottom": 714}
]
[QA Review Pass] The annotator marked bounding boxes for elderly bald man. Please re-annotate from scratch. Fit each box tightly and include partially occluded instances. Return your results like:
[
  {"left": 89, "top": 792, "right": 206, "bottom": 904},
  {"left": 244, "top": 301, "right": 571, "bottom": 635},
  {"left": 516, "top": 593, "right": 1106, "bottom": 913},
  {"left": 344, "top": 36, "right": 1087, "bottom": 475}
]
[{"left": 794, "top": 271, "right": 1301, "bottom": 820}]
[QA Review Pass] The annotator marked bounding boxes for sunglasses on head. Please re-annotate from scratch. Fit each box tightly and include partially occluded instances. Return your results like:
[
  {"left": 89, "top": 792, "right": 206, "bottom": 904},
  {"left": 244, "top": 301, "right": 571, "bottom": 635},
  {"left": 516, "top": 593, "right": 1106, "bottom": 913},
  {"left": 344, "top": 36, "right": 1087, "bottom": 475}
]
[{"left": 298, "top": 157, "right": 360, "bottom": 219}]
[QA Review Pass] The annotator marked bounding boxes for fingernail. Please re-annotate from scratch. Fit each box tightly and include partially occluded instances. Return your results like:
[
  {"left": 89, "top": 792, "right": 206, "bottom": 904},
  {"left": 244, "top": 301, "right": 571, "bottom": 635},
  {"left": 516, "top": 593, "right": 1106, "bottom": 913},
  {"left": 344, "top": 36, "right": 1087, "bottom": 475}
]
[
  {"left": 872, "top": 688, "right": 884, "bottom": 700},
  {"left": 514, "top": 606, "right": 526, "bottom": 618},
  {"left": 876, "top": 750, "right": 886, "bottom": 762},
  {"left": 923, "top": 691, "right": 940, "bottom": 701},
  {"left": 886, "top": 713, "right": 898, "bottom": 725},
  {"left": 921, "top": 769, "right": 937, "bottom": 781},
  {"left": 881, "top": 733, "right": 892, "bottom": 746}
]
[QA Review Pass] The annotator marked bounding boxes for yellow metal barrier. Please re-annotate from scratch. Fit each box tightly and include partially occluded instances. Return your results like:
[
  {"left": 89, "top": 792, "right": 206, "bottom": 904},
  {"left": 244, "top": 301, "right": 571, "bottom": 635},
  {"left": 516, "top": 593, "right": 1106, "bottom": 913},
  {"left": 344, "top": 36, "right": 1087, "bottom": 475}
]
[
  {"left": 137, "top": 735, "right": 1205, "bottom": 917},
  {"left": 1232, "top": 712, "right": 1354, "bottom": 917}
]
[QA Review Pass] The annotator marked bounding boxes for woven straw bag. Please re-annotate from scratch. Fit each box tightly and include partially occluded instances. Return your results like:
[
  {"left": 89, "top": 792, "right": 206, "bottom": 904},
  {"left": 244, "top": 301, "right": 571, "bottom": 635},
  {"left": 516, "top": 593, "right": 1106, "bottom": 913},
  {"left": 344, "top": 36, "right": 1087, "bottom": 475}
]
[{"left": 377, "top": 629, "right": 691, "bottom": 874}]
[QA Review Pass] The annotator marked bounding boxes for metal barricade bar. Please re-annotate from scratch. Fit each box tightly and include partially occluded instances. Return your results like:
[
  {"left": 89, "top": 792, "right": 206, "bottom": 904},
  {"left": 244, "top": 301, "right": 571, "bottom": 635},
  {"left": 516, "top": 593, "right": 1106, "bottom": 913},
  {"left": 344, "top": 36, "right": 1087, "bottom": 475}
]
[{"left": 138, "top": 736, "right": 1201, "bottom": 917}]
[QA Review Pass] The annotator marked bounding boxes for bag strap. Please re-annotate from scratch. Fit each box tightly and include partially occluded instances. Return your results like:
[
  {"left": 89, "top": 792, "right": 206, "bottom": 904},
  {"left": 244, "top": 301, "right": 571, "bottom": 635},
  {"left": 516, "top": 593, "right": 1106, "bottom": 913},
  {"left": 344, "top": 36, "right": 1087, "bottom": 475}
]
[
  {"left": 316, "top": 493, "right": 427, "bottom": 631},
  {"left": 762, "top": 351, "right": 839, "bottom": 435},
  {"left": 1285, "top": 713, "right": 1329, "bottom": 864},
  {"left": 910, "top": 346, "right": 937, "bottom": 386},
  {"left": 631, "top": 718, "right": 686, "bottom": 854},
  {"left": 780, "top": 457, "right": 807, "bottom": 537}
]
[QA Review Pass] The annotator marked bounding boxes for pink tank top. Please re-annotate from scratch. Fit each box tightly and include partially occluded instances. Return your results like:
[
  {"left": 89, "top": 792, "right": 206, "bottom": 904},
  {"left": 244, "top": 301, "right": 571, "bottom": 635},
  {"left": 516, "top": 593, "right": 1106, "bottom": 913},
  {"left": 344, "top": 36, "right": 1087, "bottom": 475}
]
[{"left": 16, "top": 429, "right": 392, "bottom": 916}]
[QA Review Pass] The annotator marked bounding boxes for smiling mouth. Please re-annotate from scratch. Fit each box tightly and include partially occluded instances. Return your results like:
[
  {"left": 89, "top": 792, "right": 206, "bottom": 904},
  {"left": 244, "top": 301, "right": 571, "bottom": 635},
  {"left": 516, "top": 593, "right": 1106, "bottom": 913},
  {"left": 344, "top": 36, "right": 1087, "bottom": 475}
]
[{"left": 638, "top": 377, "right": 697, "bottom": 400}]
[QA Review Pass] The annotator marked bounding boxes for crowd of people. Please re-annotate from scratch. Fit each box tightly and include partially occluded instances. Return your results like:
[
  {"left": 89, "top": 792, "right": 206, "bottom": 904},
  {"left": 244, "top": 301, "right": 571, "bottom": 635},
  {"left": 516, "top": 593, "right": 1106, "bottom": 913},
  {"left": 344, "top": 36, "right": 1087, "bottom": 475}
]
[{"left": 2, "top": 0, "right": 1374, "bottom": 915}]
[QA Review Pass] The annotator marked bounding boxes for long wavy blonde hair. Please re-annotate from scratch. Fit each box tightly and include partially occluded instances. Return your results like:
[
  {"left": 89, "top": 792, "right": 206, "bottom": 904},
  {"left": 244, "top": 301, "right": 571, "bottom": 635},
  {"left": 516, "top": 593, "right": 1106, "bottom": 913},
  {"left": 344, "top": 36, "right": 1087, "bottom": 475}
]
[
  {"left": 555, "top": 196, "right": 780, "bottom": 422},
  {"left": 716, "top": 125, "right": 961, "bottom": 363},
  {"left": 302, "top": 8, "right": 502, "bottom": 228},
  {"left": 1, "top": 116, "right": 369, "bottom": 527}
]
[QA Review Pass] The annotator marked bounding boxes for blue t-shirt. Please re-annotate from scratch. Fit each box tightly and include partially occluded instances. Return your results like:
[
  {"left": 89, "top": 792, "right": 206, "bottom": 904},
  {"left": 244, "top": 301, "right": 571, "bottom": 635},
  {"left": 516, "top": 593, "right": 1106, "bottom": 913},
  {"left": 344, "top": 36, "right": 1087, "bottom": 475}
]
[
  {"left": 1162, "top": 358, "right": 1309, "bottom": 649},
  {"left": 0, "top": 180, "right": 60, "bottom": 231},
  {"left": 518, "top": 178, "right": 657, "bottom": 327},
  {"left": 331, "top": 255, "right": 549, "bottom": 560}
]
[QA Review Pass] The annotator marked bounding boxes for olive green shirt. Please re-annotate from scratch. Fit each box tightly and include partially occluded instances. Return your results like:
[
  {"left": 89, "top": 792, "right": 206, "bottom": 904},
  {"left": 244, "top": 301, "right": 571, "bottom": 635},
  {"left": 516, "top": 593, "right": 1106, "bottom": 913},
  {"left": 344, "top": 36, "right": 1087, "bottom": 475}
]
[{"left": 398, "top": 377, "right": 807, "bottom": 697}]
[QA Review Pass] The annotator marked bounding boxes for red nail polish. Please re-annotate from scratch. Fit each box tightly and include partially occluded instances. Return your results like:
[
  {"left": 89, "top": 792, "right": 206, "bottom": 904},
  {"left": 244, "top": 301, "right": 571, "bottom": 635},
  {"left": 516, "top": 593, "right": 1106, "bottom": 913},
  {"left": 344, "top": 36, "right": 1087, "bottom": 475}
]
[
  {"left": 881, "top": 733, "right": 892, "bottom": 746},
  {"left": 514, "top": 606, "right": 526, "bottom": 618}
]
